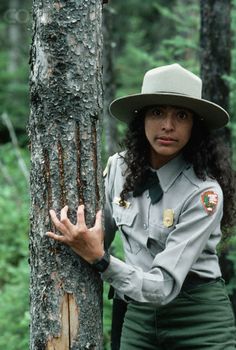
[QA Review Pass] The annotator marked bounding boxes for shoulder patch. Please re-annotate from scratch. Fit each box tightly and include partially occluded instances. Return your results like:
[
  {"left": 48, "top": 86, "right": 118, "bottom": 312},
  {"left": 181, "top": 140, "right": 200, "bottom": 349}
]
[{"left": 201, "top": 190, "right": 218, "bottom": 215}]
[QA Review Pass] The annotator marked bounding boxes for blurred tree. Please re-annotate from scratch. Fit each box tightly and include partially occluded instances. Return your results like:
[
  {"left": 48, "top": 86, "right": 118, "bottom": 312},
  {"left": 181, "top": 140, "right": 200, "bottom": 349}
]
[
  {"left": 8, "top": 0, "right": 21, "bottom": 73},
  {"left": 200, "top": 0, "right": 236, "bottom": 315},
  {"left": 28, "top": 0, "right": 104, "bottom": 348},
  {"left": 0, "top": 0, "right": 31, "bottom": 143},
  {"left": 102, "top": 6, "right": 118, "bottom": 158},
  {"left": 200, "top": 0, "right": 231, "bottom": 110}
]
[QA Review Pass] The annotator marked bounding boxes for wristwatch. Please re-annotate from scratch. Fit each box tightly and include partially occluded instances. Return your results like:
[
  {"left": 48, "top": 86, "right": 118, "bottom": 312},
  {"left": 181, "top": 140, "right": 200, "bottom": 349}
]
[{"left": 91, "top": 251, "right": 110, "bottom": 273}]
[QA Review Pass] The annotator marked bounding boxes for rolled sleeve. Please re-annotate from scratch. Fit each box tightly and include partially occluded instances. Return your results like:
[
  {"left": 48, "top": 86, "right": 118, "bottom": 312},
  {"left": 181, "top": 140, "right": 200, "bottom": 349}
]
[{"left": 102, "top": 255, "right": 173, "bottom": 305}]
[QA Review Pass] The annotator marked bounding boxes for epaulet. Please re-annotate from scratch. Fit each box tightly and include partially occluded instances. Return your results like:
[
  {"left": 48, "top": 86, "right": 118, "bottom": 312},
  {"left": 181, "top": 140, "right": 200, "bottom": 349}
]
[
  {"left": 103, "top": 152, "right": 126, "bottom": 178},
  {"left": 103, "top": 156, "right": 112, "bottom": 178},
  {"left": 183, "top": 166, "right": 221, "bottom": 194},
  {"left": 183, "top": 165, "right": 200, "bottom": 188}
]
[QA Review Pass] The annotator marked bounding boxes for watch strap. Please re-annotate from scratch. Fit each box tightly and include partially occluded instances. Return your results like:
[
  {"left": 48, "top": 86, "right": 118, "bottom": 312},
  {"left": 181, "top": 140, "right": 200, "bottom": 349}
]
[{"left": 91, "top": 251, "right": 110, "bottom": 273}]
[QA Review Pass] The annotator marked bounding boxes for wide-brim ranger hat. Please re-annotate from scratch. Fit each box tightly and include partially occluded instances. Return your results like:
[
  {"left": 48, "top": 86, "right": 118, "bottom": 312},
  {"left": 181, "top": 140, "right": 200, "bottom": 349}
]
[{"left": 109, "top": 63, "right": 229, "bottom": 129}]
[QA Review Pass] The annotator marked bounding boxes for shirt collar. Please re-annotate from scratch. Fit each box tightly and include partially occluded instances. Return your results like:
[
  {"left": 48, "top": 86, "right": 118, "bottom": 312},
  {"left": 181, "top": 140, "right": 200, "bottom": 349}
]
[{"left": 153, "top": 154, "right": 188, "bottom": 192}]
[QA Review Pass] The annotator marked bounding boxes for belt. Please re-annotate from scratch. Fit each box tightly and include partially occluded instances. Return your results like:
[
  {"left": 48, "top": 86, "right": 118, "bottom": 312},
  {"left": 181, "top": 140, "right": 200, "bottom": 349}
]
[{"left": 181, "top": 272, "right": 218, "bottom": 291}]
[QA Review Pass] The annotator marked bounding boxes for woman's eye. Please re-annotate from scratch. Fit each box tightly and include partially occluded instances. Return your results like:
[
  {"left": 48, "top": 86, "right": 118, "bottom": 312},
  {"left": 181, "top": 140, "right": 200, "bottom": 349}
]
[
  {"left": 177, "top": 111, "right": 188, "bottom": 120},
  {"left": 152, "top": 108, "right": 162, "bottom": 117}
]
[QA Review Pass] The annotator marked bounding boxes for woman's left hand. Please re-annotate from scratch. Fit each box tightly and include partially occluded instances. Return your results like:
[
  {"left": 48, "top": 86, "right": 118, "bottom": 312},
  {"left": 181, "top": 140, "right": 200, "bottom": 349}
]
[{"left": 46, "top": 205, "right": 105, "bottom": 264}]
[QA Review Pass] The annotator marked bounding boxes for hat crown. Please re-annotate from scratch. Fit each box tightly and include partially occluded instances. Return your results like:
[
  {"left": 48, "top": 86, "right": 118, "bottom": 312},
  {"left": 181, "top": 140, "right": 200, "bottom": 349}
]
[{"left": 141, "top": 63, "right": 202, "bottom": 99}]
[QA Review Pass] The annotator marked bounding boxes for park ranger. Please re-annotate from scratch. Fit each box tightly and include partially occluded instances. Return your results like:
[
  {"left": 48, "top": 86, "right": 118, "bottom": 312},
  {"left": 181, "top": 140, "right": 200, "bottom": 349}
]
[{"left": 47, "top": 64, "right": 236, "bottom": 349}]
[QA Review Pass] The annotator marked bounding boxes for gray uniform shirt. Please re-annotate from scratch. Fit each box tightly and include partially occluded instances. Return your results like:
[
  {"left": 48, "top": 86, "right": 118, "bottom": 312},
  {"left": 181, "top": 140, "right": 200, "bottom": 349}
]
[{"left": 102, "top": 152, "right": 223, "bottom": 306}]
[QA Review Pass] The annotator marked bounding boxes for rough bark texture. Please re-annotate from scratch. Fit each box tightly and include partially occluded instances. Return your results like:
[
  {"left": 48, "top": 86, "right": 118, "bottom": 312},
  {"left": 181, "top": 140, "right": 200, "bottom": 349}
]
[
  {"left": 200, "top": 0, "right": 236, "bottom": 315},
  {"left": 28, "top": 1, "right": 104, "bottom": 349},
  {"left": 102, "top": 6, "right": 118, "bottom": 156}
]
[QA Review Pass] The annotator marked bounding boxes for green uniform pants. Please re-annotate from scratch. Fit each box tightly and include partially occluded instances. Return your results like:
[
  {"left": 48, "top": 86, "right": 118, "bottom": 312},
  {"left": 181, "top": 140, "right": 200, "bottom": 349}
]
[{"left": 120, "top": 279, "right": 236, "bottom": 350}]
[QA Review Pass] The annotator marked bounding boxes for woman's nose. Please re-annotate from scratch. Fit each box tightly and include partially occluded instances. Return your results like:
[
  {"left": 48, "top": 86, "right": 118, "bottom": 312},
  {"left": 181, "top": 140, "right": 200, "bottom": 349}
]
[{"left": 161, "top": 114, "right": 175, "bottom": 130}]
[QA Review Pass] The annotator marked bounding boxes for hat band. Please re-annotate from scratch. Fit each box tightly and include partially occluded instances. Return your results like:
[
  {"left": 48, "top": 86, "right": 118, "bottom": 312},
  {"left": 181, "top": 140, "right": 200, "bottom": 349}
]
[{"left": 150, "top": 90, "right": 200, "bottom": 98}]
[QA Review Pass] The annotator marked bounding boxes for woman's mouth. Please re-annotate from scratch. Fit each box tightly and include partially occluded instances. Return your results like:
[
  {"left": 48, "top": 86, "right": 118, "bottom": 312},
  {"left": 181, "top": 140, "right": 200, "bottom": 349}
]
[{"left": 156, "top": 136, "right": 177, "bottom": 145}]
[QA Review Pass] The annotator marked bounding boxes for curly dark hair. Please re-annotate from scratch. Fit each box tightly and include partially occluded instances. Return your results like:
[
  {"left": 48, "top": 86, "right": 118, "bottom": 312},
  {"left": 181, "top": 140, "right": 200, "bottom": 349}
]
[{"left": 119, "top": 110, "right": 236, "bottom": 238}]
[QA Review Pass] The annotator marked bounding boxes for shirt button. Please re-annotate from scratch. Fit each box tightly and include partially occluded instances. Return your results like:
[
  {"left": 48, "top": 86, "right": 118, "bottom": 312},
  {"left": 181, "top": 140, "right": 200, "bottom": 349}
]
[{"left": 143, "top": 223, "right": 148, "bottom": 230}]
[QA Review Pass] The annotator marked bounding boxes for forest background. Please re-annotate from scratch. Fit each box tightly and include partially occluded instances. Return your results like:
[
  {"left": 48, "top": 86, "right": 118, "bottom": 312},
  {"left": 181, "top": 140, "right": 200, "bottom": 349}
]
[{"left": 0, "top": 0, "right": 236, "bottom": 349}]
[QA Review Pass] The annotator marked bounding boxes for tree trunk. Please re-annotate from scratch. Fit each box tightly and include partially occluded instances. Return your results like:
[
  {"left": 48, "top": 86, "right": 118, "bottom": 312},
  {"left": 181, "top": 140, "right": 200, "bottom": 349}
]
[
  {"left": 200, "top": 0, "right": 231, "bottom": 110},
  {"left": 200, "top": 0, "right": 236, "bottom": 315},
  {"left": 28, "top": 1, "right": 104, "bottom": 349},
  {"left": 102, "top": 6, "right": 118, "bottom": 157}
]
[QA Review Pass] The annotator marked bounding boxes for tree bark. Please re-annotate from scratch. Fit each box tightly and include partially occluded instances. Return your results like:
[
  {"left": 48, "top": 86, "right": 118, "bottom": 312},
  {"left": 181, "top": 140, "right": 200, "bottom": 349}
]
[
  {"left": 200, "top": 0, "right": 236, "bottom": 315},
  {"left": 28, "top": 1, "right": 104, "bottom": 349}
]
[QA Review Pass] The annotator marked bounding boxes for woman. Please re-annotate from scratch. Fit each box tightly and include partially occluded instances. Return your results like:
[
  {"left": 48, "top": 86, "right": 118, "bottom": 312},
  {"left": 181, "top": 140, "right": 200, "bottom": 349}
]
[{"left": 47, "top": 64, "right": 236, "bottom": 349}]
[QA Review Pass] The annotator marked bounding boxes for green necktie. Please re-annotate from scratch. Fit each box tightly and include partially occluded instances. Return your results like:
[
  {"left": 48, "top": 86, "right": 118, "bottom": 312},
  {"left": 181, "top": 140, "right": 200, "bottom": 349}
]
[{"left": 133, "top": 169, "right": 163, "bottom": 204}]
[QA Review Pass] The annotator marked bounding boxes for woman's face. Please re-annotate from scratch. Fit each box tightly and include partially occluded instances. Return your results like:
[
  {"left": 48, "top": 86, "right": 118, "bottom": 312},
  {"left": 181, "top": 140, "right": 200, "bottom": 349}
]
[{"left": 144, "top": 105, "right": 194, "bottom": 169}]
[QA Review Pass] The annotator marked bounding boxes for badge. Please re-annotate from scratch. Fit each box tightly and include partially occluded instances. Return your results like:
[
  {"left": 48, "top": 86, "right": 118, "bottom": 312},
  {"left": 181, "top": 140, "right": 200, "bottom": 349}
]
[
  {"left": 113, "top": 197, "right": 131, "bottom": 209},
  {"left": 163, "top": 209, "right": 174, "bottom": 227},
  {"left": 201, "top": 190, "right": 218, "bottom": 215}
]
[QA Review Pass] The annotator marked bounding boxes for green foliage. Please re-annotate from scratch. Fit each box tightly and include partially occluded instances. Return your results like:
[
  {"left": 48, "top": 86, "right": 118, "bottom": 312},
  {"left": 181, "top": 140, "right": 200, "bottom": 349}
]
[
  {"left": 0, "top": 143, "right": 29, "bottom": 285},
  {"left": 0, "top": 51, "right": 29, "bottom": 132},
  {"left": 0, "top": 0, "right": 30, "bottom": 136},
  {"left": 230, "top": 0, "right": 236, "bottom": 164},
  {"left": 113, "top": 1, "right": 200, "bottom": 100},
  {"left": 227, "top": 235, "right": 236, "bottom": 295},
  {"left": 0, "top": 260, "right": 29, "bottom": 350},
  {"left": 103, "top": 282, "right": 113, "bottom": 349},
  {"left": 0, "top": 143, "right": 29, "bottom": 348}
]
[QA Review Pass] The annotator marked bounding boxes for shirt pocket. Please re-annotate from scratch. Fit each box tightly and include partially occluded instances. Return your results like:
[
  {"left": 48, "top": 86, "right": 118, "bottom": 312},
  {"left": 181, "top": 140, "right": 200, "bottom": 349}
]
[
  {"left": 112, "top": 204, "right": 141, "bottom": 254},
  {"left": 148, "top": 223, "right": 174, "bottom": 248}
]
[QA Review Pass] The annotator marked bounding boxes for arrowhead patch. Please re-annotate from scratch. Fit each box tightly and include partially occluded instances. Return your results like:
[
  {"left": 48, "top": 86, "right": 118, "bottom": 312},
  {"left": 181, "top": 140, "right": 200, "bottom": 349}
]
[{"left": 201, "top": 190, "right": 218, "bottom": 215}]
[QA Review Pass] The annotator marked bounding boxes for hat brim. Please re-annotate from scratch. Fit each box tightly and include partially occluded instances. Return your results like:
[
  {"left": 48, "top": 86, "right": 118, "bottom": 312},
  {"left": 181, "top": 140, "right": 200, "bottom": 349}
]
[{"left": 109, "top": 93, "right": 229, "bottom": 129}]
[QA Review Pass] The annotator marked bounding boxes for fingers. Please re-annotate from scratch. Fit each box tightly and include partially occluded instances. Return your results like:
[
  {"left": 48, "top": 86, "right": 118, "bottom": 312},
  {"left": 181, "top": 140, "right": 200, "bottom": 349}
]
[
  {"left": 49, "top": 207, "right": 70, "bottom": 240},
  {"left": 49, "top": 209, "right": 62, "bottom": 228},
  {"left": 49, "top": 210, "right": 65, "bottom": 234},
  {"left": 46, "top": 231, "right": 66, "bottom": 242},
  {"left": 60, "top": 206, "right": 74, "bottom": 230},
  {"left": 94, "top": 210, "right": 102, "bottom": 230},
  {"left": 76, "top": 205, "right": 87, "bottom": 231},
  {"left": 60, "top": 205, "right": 69, "bottom": 221},
  {"left": 49, "top": 206, "right": 72, "bottom": 231}
]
